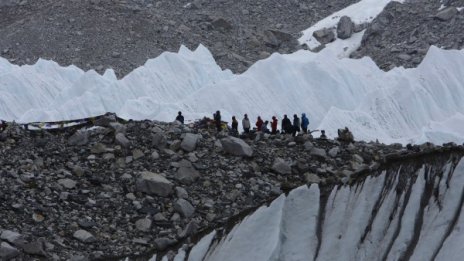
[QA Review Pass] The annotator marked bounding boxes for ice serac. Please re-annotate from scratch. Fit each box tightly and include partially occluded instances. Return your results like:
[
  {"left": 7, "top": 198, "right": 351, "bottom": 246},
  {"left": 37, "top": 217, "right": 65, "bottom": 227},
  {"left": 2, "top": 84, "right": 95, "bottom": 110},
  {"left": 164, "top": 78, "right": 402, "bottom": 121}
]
[
  {"left": 162, "top": 155, "right": 464, "bottom": 261},
  {"left": 1, "top": 44, "right": 464, "bottom": 144}
]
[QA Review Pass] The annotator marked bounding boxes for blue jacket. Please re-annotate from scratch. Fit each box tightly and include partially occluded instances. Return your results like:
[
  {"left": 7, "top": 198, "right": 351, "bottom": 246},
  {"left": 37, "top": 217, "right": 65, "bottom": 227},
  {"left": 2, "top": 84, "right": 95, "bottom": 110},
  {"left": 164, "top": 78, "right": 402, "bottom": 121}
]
[{"left": 301, "top": 113, "right": 309, "bottom": 128}]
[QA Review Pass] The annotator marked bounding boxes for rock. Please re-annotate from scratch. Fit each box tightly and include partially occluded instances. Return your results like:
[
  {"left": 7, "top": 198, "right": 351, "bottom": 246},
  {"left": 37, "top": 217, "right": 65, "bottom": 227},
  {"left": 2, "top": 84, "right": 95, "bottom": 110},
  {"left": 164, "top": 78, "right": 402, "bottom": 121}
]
[
  {"left": 151, "top": 151, "right": 160, "bottom": 159},
  {"left": 272, "top": 158, "right": 292, "bottom": 175},
  {"left": 328, "top": 147, "right": 340, "bottom": 157},
  {"left": 262, "top": 29, "right": 294, "bottom": 47},
  {"left": 304, "top": 141, "right": 314, "bottom": 151},
  {"left": 115, "top": 133, "right": 131, "bottom": 148},
  {"left": 220, "top": 137, "right": 253, "bottom": 157},
  {"left": 21, "top": 239, "right": 47, "bottom": 256},
  {"left": 398, "top": 54, "right": 411, "bottom": 61},
  {"left": 90, "top": 143, "right": 107, "bottom": 154},
  {"left": 73, "top": 230, "right": 96, "bottom": 243},
  {"left": 181, "top": 133, "right": 200, "bottom": 152},
  {"left": 154, "top": 237, "right": 176, "bottom": 251},
  {"left": 179, "top": 220, "right": 199, "bottom": 238},
  {"left": 78, "top": 219, "right": 97, "bottom": 229},
  {"left": 352, "top": 154, "right": 364, "bottom": 163},
  {"left": 313, "top": 28, "right": 335, "bottom": 44},
  {"left": 58, "top": 178, "right": 77, "bottom": 189},
  {"left": 109, "top": 122, "right": 126, "bottom": 134},
  {"left": 175, "top": 167, "right": 200, "bottom": 185},
  {"left": 152, "top": 133, "right": 167, "bottom": 149},
  {"left": 94, "top": 114, "right": 116, "bottom": 127},
  {"left": 310, "top": 147, "right": 327, "bottom": 159},
  {"left": 0, "top": 242, "right": 19, "bottom": 260},
  {"left": 337, "top": 16, "right": 353, "bottom": 39},
  {"left": 176, "top": 187, "right": 189, "bottom": 199},
  {"left": 435, "top": 7, "right": 458, "bottom": 21},
  {"left": 169, "top": 140, "right": 182, "bottom": 151},
  {"left": 111, "top": 51, "right": 121, "bottom": 58},
  {"left": 68, "top": 131, "right": 89, "bottom": 146},
  {"left": 305, "top": 173, "right": 322, "bottom": 183},
  {"left": 132, "top": 149, "right": 144, "bottom": 160},
  {"left": 174, "top": 199, "right": 195, "bottom": 218},
  {"left": 154, "top": 213, "right": 167, "bottom": 222},
  {"left": 212, "top": 18, "right": 232, "bottom": 31},
  {"left": 0, "top": 230, "right": 22, "bottom": 244},
  {"left": 135, "top": 218, "right": 152, "bottom": 232},
  {"left": 135, "top": 171, "right": 173, "bottom": 197}
]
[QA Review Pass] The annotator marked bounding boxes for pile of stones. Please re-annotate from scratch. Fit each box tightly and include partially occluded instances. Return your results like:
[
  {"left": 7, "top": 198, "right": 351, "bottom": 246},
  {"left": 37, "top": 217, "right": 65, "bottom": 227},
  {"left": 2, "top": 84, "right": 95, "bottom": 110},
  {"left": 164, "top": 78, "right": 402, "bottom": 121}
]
[{"left": 0, "top": 116, "right": 459, "bottom": 260}]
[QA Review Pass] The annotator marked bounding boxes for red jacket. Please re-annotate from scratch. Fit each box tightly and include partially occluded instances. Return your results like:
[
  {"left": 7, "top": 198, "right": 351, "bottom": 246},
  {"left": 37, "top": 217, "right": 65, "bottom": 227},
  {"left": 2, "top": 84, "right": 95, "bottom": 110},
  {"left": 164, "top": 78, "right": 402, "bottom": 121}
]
[
  {"left": 256, "top": 118, "right": 263, "bottom": 131},
  {"left": 271, "top": 118, "right": 278, "bottom": 131}
]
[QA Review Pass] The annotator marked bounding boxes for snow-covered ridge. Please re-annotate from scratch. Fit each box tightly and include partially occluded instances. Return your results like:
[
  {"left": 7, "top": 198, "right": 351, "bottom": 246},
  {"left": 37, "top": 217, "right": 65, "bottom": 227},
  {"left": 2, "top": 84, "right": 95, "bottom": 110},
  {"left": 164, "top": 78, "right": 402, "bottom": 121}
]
[
  {"left": 1, "top": 45, "right": 464, "bottom": 144},
  {"left": 152, "top": 155, "right": 464, "bottom": 261}
]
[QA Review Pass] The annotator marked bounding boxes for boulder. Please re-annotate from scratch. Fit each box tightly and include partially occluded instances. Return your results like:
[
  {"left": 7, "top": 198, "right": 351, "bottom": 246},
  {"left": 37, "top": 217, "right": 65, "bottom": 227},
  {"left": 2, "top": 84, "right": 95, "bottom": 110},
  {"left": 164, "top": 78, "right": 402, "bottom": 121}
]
[
  {"left": 90, "top": 143, "right": 107, "bottom": 154},
  {"left": 21, "top": 239, "right": 47, "bottom": 256},
  {"left": 313, "top": 28, "right": 335, "bottom": 44},
  {"left": 220, "top": 137, "right": 253, "bottom": 157},
  {"left": 304, "top": 141, "right": 314, "bottom": 151},
  {"left": 0, "top": 230, "right": 22, "bottom": 244},
  {"left": 212, "top": 18, "right": 232, "bottom": 31},
  {"left": 262, "top": 29, "right": 294, "bottom": 47},
  {"left": 175, "top": 186, "right": 189, "bottom": 199},
  {"left": 152, "top": 133, "right": 167, "bottom": 149},
  {"left": 0, "top": 242, "right": 19, "bottom": 260},
  {"left": 68, "top": 130, "right": 89, "bottom": 146},
  {"left": 135, "top": 218, "right": 152, "bottom": 232},
  {"left": 174, "top": 199, "right": 195, "bottom": 218},
  {"left": 181, "top": 133, "right": 200, "bottom": 152},
  {"left": 135, "top": 171, "right": 173, "bottom": 197},
  {"left": 337, "top": 16, "right": 354, "bottom": 39},
  {"left": 328, "top": 147, "right": 340, "bottom": 157},
  {"left": 175, "top": 167, "right": 200, "bottom": 185},
  {"left": 115, "top": 133, "right": 131, "bottom": 148},
  {"left": 132, "top": 149, "right": 144, "bottom": 160},
  {"left": 154, "top": 237, "right": 176, "bottom": 251},
  {"left": 435, "top": 7, "right": 458, "bottom": 21},
  {"left": 58, "top": 178, "right": 77, "bottom": 189},
  {"left": 272, "top": 158, "right": 292, "bottom": 175},
  {"left": 73, "top": 230, "right": 96, "bottom": 243},
  {"left": 109, "top": 122, "right": 126, "bottom": 134},
  {"left": 305, "top": 173, "right": 322, "bottom": 183},
  {"left": 310, "top": 147, "right": 327, "bottom": 159}
]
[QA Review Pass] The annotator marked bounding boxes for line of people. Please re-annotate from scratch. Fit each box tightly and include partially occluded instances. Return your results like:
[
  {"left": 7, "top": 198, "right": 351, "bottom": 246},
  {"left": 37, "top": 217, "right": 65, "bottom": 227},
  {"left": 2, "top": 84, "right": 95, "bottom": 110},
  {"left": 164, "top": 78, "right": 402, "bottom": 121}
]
[
  {"left": 175, "top": 110, "right": 326, "bottom": 139},
  {"left": 219, "top": 111, "right": 310, "bottom": 137}
]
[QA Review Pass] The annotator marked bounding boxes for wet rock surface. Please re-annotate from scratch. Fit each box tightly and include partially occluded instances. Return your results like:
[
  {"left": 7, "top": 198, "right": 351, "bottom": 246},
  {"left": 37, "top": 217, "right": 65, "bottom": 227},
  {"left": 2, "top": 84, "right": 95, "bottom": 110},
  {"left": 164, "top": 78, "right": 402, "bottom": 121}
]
[
  {"left": 0, "top": 118, "right": 462, "bottom": 259},
  {"left": 0, "top": 0, "right": 359, "bottom": 77}
]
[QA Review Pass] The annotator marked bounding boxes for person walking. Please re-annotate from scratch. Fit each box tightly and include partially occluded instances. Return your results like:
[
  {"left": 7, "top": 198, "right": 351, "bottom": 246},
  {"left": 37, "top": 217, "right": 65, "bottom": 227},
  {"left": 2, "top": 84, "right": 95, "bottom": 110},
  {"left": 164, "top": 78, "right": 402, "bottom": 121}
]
[
  {"left": 242, "top": 114, "right": 251, "bottom": 133},
  {"left": 292, "top": 114, "right": 301, "bottom": 136},
  {"left": 175, "top": 111, "right": 184, "bottom": 124},
  {"left": 256, "top": 116, "right": 264, "bottom": 132},
  {"left": 301, "top": 113, "right": 309, "bottom": 133},
  {"left": 281, "top": 115, "right": 292, "bottom": 134},
  {"left": 214, "top": 110, "right": 222, "bottom": 132},
  {"left": 271, "top": 116, "right": 278, "bottom": 134}
]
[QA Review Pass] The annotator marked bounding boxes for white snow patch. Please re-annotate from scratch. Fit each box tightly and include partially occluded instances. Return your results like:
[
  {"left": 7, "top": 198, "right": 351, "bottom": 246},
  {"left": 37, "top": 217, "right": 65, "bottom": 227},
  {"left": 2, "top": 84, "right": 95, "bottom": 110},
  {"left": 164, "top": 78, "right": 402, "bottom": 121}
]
[{"left": 299, "top": 0, "right": 405, "bottom": 49}]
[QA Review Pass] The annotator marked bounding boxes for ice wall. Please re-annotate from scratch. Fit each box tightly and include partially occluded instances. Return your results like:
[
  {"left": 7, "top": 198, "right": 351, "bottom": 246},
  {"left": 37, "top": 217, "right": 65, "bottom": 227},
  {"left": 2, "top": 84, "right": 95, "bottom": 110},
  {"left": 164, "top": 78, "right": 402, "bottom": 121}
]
[
  {"left": 1, "top": 45, "right": 464, "bottom": 144},
  {"left": 157, "top": 155, "right": 464, "bottom": 261}
]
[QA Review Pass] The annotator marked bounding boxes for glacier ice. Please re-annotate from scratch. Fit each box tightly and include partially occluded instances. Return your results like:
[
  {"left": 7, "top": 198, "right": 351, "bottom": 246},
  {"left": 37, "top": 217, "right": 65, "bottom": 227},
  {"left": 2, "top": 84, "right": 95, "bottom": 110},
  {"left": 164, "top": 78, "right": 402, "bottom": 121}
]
[{"left": 1, "top": 45, "right": 464, "bottom": 144}]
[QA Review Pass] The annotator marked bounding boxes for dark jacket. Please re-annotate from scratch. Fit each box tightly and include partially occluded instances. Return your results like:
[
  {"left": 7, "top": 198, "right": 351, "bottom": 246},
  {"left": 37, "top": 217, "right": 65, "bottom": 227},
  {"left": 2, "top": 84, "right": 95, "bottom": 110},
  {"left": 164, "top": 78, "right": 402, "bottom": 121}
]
[
  {"left": 293, "top": 116, "right": 301, "bottom": 131},
  {"left": 282, "top": 117, "right": 292, "bottom": 133},
  {"left": 176, "top": 115, "right": 184, "bottom": 124}
]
